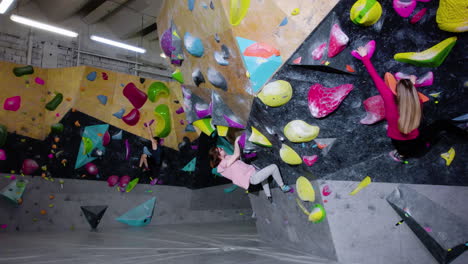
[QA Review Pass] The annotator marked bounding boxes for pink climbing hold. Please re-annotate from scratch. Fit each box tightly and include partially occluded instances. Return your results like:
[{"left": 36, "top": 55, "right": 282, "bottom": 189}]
[
  {"left": 122, "top": 108, "right": 140, "bottom": 126},
  {"left": 312, "top": 42, "right": 327, "bottom": 60},
  {"left": 180, "top": 120, "right": 184, "bottom": 125},
  {"left": 123, "top": 82, "right": 148, "bottom": 109},
  {"left": 34, "top": 77, "right": 45, "bottom": 85},
  {"left": 292, "top": 57, "right": 302, "bottom": 64},
  {"left": 107, "top": 175, "right": 119, "bottom": 187},
  {"left": 303, "top": 155, "right": 318, "bottom": 166},
  {"left": 351, "top": 40, "right": 376, "bottom": 60},
  {"left": 0, "top": 149, "right": 6, "bottom": 160},
  {"left": 360, "top": 95, "right": 385, "bottom": 125},
  {"left": 22, "top": 159, "right": 39, "bottom": 175},
  {"left": 3, "top": 96, "right": 21, "bottom": 111},
  {"left": 328, "top": 24, "right": 349, "bottom": 58},
  {"left": 393, "top": 0, "right": 417, "bottom": 18},
  {"left": 410, "top": 8, "right": 427, "bottom": 24},
  {"left": 48, "top": 154, "right": 54, "bottom": 159},
  {"left": 308, "top": 83, "right": 354, "bottom": 118},
  {"left": 322, "top": 185, "right": 332, "bottom": 196},
  {"left": 85, "top": 163, "right": 99, "bottom": 175},
  {"left": 102, "top": 131, "right": 111, "bottom": 146},
  {"left": 119, "top": 175, "right": 131, "bottom": 188}
]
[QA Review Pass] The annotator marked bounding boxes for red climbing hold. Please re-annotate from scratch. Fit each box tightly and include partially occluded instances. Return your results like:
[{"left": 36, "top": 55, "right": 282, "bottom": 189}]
[
  {"left": 410, "top": 8, "right": 427, "bottom": 24},
  {"left": 322, "top": 185, "right": 332, "bottom": 196},
  {"left": 122, "top": 108, "right": 140, "bottom": 126},
  {"left": 328, "top": 24, "right": 349, "bottom": 58},
  {"left": 360, "top": 95, "right": 385, "bottom": 125},
  {"left": 292, "top": 57, "right": 302, "bottom": 64},
  {"left": 22, "top": 159, "right": 39, "bottom": 175},
  {"left": 123, "top": 82, "right": 147, "bottom": 109},
  {"left": 308, "top": 83, "right": 354, "bottom": 118},
  {"left": 244, "top": 42, "right": 280, "bottom": 58},
  {"left": 102, "top": 72, "right": 109, "bottom": 80}
]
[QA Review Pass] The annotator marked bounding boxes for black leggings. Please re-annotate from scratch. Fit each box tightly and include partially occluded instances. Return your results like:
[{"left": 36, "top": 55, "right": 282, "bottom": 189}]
[{"left": 391, "top": 120, "right": 467, "bottom": 158}]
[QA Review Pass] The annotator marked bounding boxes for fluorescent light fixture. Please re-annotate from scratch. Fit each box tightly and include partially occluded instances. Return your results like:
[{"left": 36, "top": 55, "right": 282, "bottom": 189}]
[
  {"left": 90, "top": 35, "right": 146, "bottom": 53},
  {"left": 10, "top": 15, "right": 78, "bottom": 37},
  {"left": 0, "top": 0, "right": 14, "bottom": 14}
]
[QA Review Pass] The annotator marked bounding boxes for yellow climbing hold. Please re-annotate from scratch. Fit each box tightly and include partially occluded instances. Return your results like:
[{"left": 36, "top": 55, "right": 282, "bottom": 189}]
[
  {"left": 230, "top": 0, "right": 250, "bottom": 26},
  {"left": 394, "top": 37, "right": 457, "bottom": 67},
  {"left": 309, "top": 204, "right": 326, "bottom": 223},
  {"left": 258, "top": 80, "right": 292, "bottom": 107},
  {"left": 350, "top": 0, "right": 382, "bottom": 26},
  {"left": 291, "top": 8, "right": 300, "bottom": 16},
  {"left": 440, "top": 147, "right": 455, "bottom": 166},
  {"left": 283, "top": 120, "right": 320, "bottom": 143},
  {"left": 349, "top": 176, "right": 371, "bottom": 195},
  {"left": 217, "top": 125, "right": 229, "bottom": 136},
  {"left": 192, "top": 118, "right": 216, "bottom": 136},
  {"left": 296, "top": 176, "right": 315, "bottom": 202},
  {"left": 280, "top": 144, "right": 302, "bottom": 165},
  {"left": 436, "top": 0, "right": 468, "bottom": 33},
  {"left": 248, "top": 127, "right": 272, "bottom": 147}
]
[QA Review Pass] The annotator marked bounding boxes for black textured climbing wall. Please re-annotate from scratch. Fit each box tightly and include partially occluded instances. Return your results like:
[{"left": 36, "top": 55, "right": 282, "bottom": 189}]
[{"left": 246, "top": 0, "right": 467, "bottom": 186}]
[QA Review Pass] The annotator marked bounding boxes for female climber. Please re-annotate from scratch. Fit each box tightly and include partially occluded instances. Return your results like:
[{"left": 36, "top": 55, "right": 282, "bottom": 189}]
[
  {"left": 139, "top": 121, "right": 163, "bottom": 183},
  {"left": 209, "top": 136, "right": 291, "bottom": 202},
  {"left": 353, "top": 42, "right": 467, "bottom": 162}
]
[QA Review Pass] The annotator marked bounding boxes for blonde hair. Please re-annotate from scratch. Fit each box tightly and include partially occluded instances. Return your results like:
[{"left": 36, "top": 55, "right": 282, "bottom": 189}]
[{"left": 396, "top": 79, "right": 421, "bottom": 134}]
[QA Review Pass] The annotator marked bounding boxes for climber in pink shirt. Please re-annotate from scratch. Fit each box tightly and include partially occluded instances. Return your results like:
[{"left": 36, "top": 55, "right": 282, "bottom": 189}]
[
  {"left": 353, "top": 41, "right": 467, "bottom": 162},
  {"left": 209, "top": 136, "right": 291, "bottom": 203}
]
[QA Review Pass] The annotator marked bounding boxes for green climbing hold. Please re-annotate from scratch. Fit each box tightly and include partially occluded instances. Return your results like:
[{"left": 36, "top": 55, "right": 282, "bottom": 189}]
[
  {"left": 154, "top": 104, "right": 172, "bottom": 138},
  {"left": 82, "top": 137, "right": 94, "bottom": 155},
  {"left": 148, "top": 82, "right": 170, "bottom": 103},
  {"left": 172, "top": 69, "right": 184, "bottom": 83},
  {"left": 13, "top": 65, "right": 34, "bottom": 77},
  {"left": 50, "top": 123, "right": 64, "bottom": 134},
  {"left": 45, "top": 93, "right": 63, "bottom": 111},
  {"left": 394, "top": 37, "right": 457, "bottom": 67},
  {"left": 248, "top": 127, "right": 272, "bottom": 147},
  {"left": 0, "top": 125, "right": 7, "bottom": 147},
  {"left": 126, "top": 178, "right": 139, "bottom": 192}
]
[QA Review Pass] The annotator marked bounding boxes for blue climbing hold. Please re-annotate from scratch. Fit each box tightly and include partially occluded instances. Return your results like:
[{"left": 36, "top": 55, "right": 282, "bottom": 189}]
[
  {"left": 188, "top": 0, "right": 195, "bottom": 11},
  {"left": 112, "top": 130, "right": 123, "bottom": 140},
  {"left": 185, "top": 124, "right": 196, "bottom": 132},
  {"left": 279, "top": 17, "right": 288, "bottom": 27},
  {"left": 97, "top": 95, "right": 108, "bottom": 105},
  {"left": 182, "top": 157, "right": 196, "bottom": 172},
  {"left": 202, "top": 2, "right": 208, "bottom": 9},
  {"left": 453, "top": 113, "right": 468, "bottom": 122},
  {"left": 184, "top": 32, "right": 204, "bottom": 57},
  {"left": 87, "top": 71, "right": 97, "bottom": 81},
  {"left": 113, "top": 108, "right": 125, "bottom": 119},
  {"left": 116, "top": 197, "right": 156, "bottom": 226}
]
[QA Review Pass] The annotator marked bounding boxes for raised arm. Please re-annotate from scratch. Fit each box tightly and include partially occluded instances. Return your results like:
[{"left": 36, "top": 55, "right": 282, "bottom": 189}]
[
  {"left": 146, "top": 123, "right": 158, "bottom": 150},
  {"left": 223, "top": 136, "right": 241, "bottom": 168}
]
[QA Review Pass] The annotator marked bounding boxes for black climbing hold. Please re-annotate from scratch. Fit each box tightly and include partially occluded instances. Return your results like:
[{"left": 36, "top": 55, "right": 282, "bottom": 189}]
[
  {"left": 192, "top": 69, "right": 206, "bottom": 87},
  {"left": 221, "top": 44, "right": 230, "bottom": 59},
  {"left": 139, "top": 78, "right": 146, "bottom": 84},
  {"left": 81, "top": 205, "right": 108, "bottom": 230},
  {"left": 174, "top": 100, "right": 179, "bottom": 104},
  {"left": 214, "top": 33, "right": 220, "bottom": 43},
  {"left": 210, "top": 1, "right": 214, "bottom": 9}
]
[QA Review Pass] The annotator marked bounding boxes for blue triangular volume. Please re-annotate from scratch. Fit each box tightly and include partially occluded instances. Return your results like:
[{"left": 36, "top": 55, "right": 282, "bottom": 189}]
[
  {"left": 182, "top": 157, "right": 196, "bottom": 172},
  {"left": 74, "top": 124, "right": 109, "bottom": 169},
  {"left": 116, "top": 197, "right": 156, "bottom": 227},
  {"left": 0, "top": 179, "right": 28, "bottom": 204}
]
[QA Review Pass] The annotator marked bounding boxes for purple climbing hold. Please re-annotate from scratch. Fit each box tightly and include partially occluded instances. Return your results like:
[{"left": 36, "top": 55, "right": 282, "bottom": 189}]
[
  {"left": 125, "top": 139, "right": 130, "bottom": 160},
  {"left": 161, "top": 28, "right": 174, "bottom": 57},
  {"left": 176, "top": 107, "right": 185, "bottom": 114},
  {"left": 0, "top": 149, "right": 6, "bottom": 160},
  {"left": 223, "top": 115, "right": 245, "bottom": 128},
  {"left": 3, "top": 96, "right": 21, "bottom": 111},
  {"left": 195, "top": 102, "right": 212, "bottom": 118},
  {"left": 123, "top": 82, "right": 147, "bottom": 109},
  {"left": 238, "top": 132, "right": 246, "bottom": 148},
  {"left": 34, "top": 77, "right": 45, "bottom": 85},
  {"left": 393, "top": 0, "right": 417, "bottom": 18}
]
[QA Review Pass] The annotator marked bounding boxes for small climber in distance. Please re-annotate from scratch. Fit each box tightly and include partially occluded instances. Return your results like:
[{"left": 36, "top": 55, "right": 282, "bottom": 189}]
[
  {"left": 353, "top": 41, "right": 467, "bottom": 162},
  {"left": 209, "top": 136, "right": 291, "bottom": 203},
  {"left": 139, "top": 120, "right": 163, "bottom": 184}
]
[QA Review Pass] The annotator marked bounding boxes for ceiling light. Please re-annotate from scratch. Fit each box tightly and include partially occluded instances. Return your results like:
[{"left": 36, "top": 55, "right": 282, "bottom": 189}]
[
  {"left": 90, "top": 35, "right": 146, "bottom": 53},
  {"left": 160, "top": 53, "right": 166, "bottom": 58},
  {"left": 10, "top": 15, "right": 78, "bottom": 37},
  {"left": 0, "top": 0, "right": 14, "bottom": 14}
]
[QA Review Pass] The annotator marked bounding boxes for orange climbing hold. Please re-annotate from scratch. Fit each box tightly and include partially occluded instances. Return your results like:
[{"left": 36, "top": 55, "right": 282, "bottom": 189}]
[
  {"left": 49, "top": 195, "right": 55, "bottom": 200},
  {"left": 74, "top": 121, "right": 81, "bottom": 127},
  {"left": 317, "top": 143, "right": 328, "bottom": 149},
  {"left": 65, "top": 97, "right": 72, "bottom": 102},
  {"left": 244, "top": 42, "right": 280, "bottom": 58},
  {"left": 97, "top": 133, "right": 103, "bottom": 137},
  {"left": 346, "top": 65, "right": 355, "bottom": 72},
  {"left": 51, "top": 144, "right": 57, "bottom": 149},
  {"left": 54, "top": 137, "right": 60, "bottom": 143},
  {"left": 40, "top": 210, "right": 47, "bottom": 215}
]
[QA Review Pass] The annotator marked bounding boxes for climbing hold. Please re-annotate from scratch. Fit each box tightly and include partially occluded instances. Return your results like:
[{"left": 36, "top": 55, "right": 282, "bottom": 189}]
[
  {"left": 102, "top": 131, "right": 111, "bottom": 146},
  {"left": 40, "top": 209, "right": 47, "bottom": 215},
  {"left": 172, "top": 68, "right": 184, "bottom": 83},
  {"left": 309, "top": 204, "right": 326, "bottom": 223},
  {"left": 116, "top": 197, "right": 156, "bottom": 226},
  {"left": 123, "top": 82, "right": 147, "bottom": 109},
  {"left": 107, "top": 176, "right": 120, "bottom": 187},
  {"left": 74, "top": 120, "right": 81, "bottom": 127},
  {"left": 3, "top": 96, "right": 21, "bottom": 111},
  {"left": 97, "top": 95, "right": 107, "bottom": 105},
  {"left": 350, "top": 0, "right": 382, "bottom": 26},
  {"left": 410, "top": 8, "right": 427, "bottom": 24},
  {"left": 112, "top": 130, "right": 123, "bottom": 140},
  {"left": 351, "top": 40, "right": 376, "bottom": 60},
  {"left": 154, "top": 104, "right": 172, "bottom": 138},
  {"left": 395, "top": 71, "right": 434, "bottom": 88},
  {"left": 322, "top": 185, "right": 332, "bottom": 196},
  {"left": 452, "top": 114, "right": 468, "bottom": 122},
  {"left": 13, "top": 65, "right": 34, "bottom": 77},
  {"left": 214, "top": 33, "right": 220, "bottom": 43},
  {"left": 139, "top": 78, "right": 145, "bottom": 84},
  {"left": 284, "top": 120, "right": 320, "bottom": 143},
  {"left": 82, "top": 137, "right": 93, "bottom": 155},
  {"left": 122, "top": 108, "right": 140, "bottom": 126},
  {"left": 185, "top": 124, "right": 196, "bottom": 132},
  {"left": 349, "top": 176, "right": 371, "bottom": 195},
  {"left": 308, "top": 84, "right": 354, "bottom": 118},
  {"left": 147, "top": 82, "right": 170, "bottom": 103},
  {"left": 86, "top": 71, "right": 97, "bottom": 81},
  {"left": 124, "top": 139, "right": 130, "bottom": 160},
  {"left": 188, "top": 0, "right": 195, "bottom": 11},
  {"left": 244, "top": 42, "right": 280, "bottom": 58},
  {"left": 195, "top": 102, "right": 212, "bottom": 119},
  {"left": 113, "top": 108, "right": 126, "bottom": 119},
  {"left": 184, "top": 32, "right": 204, "bottom": 57},
  {"left": 258, "top": 80, "right": 292, "bottom": 107},
  {"left": 223, "top": 115, "right": 245, "bottom": 129},
  {"left": 279, "top": 17, "right": 288, "bottom": 27},
  {"left": 176, "top": 107, "right": 184, "bottom": 114},
  {"left": 393, "top": 0, "right": 416, "bottom": 18},
  {"left": 436, "top": 0, "right": 468, "bottom": 32},
  {"left": 45, "top": 93, "right": 63, "bottom": 111},
  {"left": 0, "top": 179, "right": 28, "bottom": 204},
  {"left": 85, "top": 163, "right": 98, "bottom": 175},
  {"left": 394, "top": 37, "right": 457, "bottom": 67},
  {"left": 119, "top": 175, "right": 130, "bottom": 190},
  {"left": 360, "top": 95, "right": 385, "bottom": 125},
  {"left": 292, "top": 57, "right": 302, "bottom": 64},
  {"left": 193, "top": 118, "right": 216, "bottom": 136},
  {"left": 291, "top": 8, "right": 300, "bottom": 16},
  {"left": 34, "top": 77, "right": 45, "bottom": 85},
  {"left": 303, "top": 155, "right": 318, "bottom": 166},
  {"left": 249, "top": 127, "right": 272, "bottom": 147},
  {"left": 207, "top": 67, "right": 227, "bottom": 91},
  {"left": 217, "top": 126, "right": 229, "bottom": 136},
  {"left": 440, "top": 147, "right": 455, "bottom": 166},
  {"left": 101, "top": 72, "right": 108, "bottom": 80},
  {"left": 312, "top": 42, "right": 327, "bottom": 61},
  {"left": 279, "top": 144, "right": 302, "bottom": 165},
  {"left": 192, "top": 69, "right": 205, "bottom": 86},
  {"left": 81, "top": 205, "right": 107, "bottom": 229},
  {"left": 328, "top": 24, "right": 349, "bottom": 58},
  {"left": 210, "top": 1, "right": 214, "bottom": 9},
  {"left": 50, "top": 123, "right": 64, "bottom": 134},
  {"left": 22, "top": 159, "right": 39, "bottom": 175},
  {"left": 0, "top": 149, "right": 6, "bottom": 160},
  {"left": 126, "top": 178, "right": 139, "bottom": 192},
  {"left": 296, "top": 176, "right": 315, "bottom": 202},
  {"left": 229, "top": 0, "right": 250, "bottom": 26},
  {"left": 214, "top": 51, "right": 229, "bottom": 66}
]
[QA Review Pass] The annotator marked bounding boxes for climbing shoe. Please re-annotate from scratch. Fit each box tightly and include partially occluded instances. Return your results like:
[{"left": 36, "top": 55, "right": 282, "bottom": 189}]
[
  {"left": 281, "top": 185, "right": 291, "bottom": 193},
  {"left": 267, "top": 196, "right": 273, "bottom": 203},
  {"left": 389, "top": 150, "right": 405, "bottom": 163}
]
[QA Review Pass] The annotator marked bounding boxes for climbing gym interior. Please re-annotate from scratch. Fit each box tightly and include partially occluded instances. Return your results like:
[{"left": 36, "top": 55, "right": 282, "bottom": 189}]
[{"left": 0, "top": 0, "right": 467, "bottom": 263}]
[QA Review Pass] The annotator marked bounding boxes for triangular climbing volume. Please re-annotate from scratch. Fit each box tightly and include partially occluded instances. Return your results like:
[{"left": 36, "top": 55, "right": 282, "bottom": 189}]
[
  {"left": 182, "top": 158, "right": 197, "bottom": 172},
  {"left": 116, "top": 197, "right": 156, "bottom": 227},
  {"left": 0, "top": 179, "right": 28, "bottom": 204},
  {"left": 80, "top": 205, "right": 108, "bottom": 229}
]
